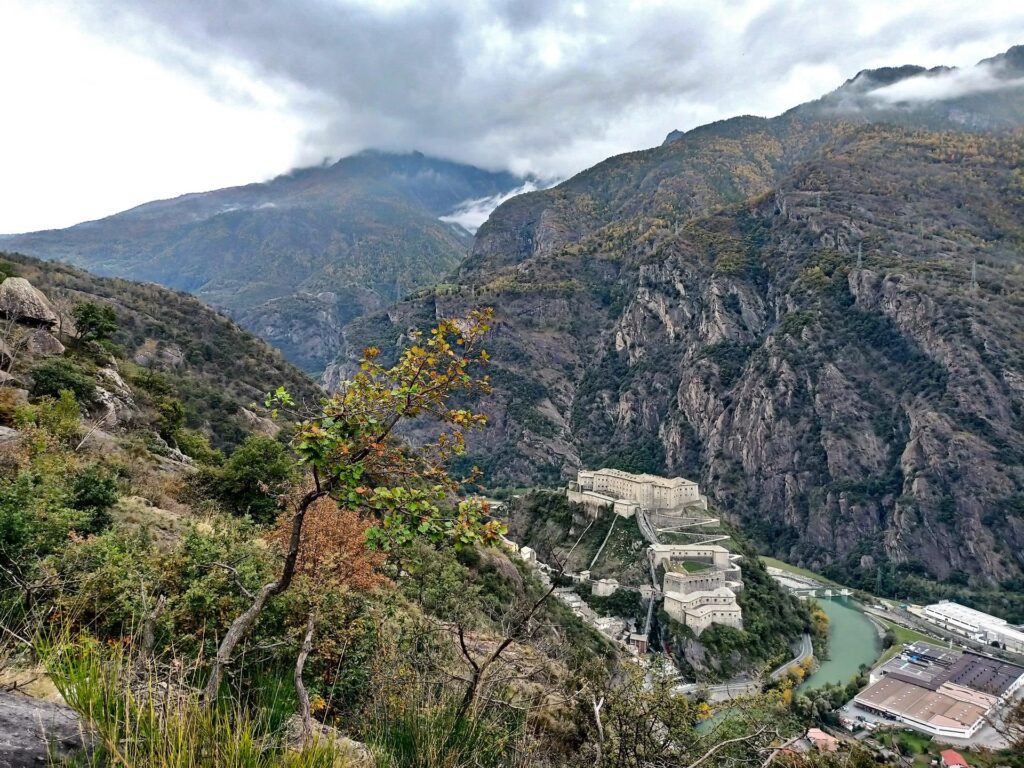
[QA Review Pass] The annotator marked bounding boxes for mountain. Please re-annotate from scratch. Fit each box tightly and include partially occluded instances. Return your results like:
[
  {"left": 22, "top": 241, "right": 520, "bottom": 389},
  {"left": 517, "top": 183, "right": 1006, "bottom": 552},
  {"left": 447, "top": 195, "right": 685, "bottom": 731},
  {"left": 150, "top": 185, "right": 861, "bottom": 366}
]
[
  {"left": 0, "top": 152, "right": 524, "bottom": 373},
  {"left": 337, "top": 46, "right": 1024, "bottom": 618}
]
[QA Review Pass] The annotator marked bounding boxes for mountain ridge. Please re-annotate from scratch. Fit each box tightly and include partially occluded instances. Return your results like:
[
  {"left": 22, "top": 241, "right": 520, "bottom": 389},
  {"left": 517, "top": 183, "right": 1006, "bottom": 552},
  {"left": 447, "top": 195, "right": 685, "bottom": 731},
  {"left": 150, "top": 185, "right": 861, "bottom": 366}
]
[{"left": 0, "top": 151, "right": 525, "bottom": 373}]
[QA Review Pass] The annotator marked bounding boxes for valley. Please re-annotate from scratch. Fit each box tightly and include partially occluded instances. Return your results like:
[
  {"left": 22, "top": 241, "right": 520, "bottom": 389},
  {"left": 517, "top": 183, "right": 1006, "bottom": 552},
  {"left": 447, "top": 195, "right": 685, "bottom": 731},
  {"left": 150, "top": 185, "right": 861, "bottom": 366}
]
[
  {"left": 341, "top": 47, "right": 1024, "bottom": 625},
  {"left": 3, "top": 23, "right": 1024, "bottom": 766}
]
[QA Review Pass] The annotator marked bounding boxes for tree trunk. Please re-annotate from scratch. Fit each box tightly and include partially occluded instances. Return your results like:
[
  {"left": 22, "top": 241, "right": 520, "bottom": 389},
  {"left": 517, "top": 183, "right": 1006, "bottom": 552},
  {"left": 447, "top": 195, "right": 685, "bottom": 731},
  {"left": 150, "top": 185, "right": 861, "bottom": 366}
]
[
  {"left": 203, "top": 483, "right": 326, "bottom": 702},
  {"left": 295, "top": 612, "right": 316, "bottom": 742}
]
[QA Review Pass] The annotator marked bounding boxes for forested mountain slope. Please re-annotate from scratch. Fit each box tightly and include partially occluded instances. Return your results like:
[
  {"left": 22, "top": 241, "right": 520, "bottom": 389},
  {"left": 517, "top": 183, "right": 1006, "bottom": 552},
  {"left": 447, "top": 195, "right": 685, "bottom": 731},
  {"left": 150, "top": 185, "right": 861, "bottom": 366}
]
[
  {"left": 0, "top": 152, "right": 523, "bottom": 372},
  {"left": 339, "top": 48, "right": 1024, "bottom": 618}
]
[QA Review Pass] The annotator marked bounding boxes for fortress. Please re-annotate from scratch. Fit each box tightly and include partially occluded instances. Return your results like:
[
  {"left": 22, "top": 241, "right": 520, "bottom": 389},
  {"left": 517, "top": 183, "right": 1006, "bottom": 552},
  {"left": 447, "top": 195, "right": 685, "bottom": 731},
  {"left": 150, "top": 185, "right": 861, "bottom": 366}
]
[
  {"left": 662, "top": 567, "right": 743, "bottom": 635},
  {"left": 566, "top": 468, "right": 743, "bottom": 636},
  {"left": 567, "top": 468, "right": 707, "bottom": 518}
]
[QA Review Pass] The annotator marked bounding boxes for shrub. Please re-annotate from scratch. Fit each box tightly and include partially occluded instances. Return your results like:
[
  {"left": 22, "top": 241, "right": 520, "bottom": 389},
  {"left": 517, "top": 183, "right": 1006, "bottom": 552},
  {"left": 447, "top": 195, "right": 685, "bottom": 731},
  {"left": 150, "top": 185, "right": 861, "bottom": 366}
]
[
  {"left": 192, "top": 435, "right": 295, "bottom": 523},
  {"left": 70, "top": 465, "right": 120, "bottom": 535},
  {"left": 30, "top": 359, "right": 96, "bottom": 405},
  {"left": 174, "top": 428, "right": 223, "bottom": 465}
]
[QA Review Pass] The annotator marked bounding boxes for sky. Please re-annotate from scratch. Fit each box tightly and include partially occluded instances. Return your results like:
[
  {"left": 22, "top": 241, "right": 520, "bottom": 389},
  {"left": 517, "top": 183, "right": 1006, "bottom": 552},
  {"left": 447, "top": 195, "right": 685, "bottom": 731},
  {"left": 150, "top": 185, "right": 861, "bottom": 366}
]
[{"left": 2, "top": 0, "right": 1024, "bottom": 233}]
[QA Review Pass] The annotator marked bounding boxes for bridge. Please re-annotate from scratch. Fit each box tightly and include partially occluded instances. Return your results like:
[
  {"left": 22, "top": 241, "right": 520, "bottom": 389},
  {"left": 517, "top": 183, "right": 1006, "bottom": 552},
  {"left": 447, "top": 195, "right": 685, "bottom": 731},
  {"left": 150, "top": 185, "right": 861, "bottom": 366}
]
[{"left": 790, "top": 587, "right": 853, "bottom": 598}]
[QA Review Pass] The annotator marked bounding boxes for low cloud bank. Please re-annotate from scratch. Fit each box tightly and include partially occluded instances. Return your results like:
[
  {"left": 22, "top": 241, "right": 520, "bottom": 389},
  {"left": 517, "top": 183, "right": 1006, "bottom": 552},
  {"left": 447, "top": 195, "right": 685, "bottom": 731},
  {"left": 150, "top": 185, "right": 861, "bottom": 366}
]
[
  {"left": 870, "top": 61, "right": 1024, "bottom": 103},
  {"left": 440, "top": 181, "right": 542, "bottom": 233}
]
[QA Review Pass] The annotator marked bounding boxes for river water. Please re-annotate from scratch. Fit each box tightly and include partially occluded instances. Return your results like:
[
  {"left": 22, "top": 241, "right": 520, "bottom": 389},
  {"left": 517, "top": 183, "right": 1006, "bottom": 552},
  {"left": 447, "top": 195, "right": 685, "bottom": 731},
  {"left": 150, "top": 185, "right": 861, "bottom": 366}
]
[{"left": 798, "top": 596, "right": 881, "bottom": 692}]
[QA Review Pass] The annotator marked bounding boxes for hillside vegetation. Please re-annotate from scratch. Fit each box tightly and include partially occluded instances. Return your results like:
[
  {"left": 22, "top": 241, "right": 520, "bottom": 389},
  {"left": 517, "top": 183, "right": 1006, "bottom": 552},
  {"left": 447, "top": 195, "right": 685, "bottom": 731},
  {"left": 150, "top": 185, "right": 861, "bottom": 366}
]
[{"left": 0, "top": 270, "right": 883, "bottom": 767}]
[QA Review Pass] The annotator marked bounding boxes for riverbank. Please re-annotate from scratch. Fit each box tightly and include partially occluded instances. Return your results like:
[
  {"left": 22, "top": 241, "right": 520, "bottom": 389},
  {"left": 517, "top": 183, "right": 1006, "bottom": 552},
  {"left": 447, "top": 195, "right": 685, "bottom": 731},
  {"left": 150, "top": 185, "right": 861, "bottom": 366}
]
[{"left": 798, "top": 596, "right": 881, "bottom": 692}]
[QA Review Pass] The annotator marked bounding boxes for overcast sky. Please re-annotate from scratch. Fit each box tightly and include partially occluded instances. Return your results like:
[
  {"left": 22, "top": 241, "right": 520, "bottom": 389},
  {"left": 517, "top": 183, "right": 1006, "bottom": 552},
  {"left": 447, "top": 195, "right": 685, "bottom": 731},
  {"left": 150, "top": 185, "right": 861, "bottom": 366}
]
[{"left": 2, "top": 0, "right": 1023, "bottom": 233}]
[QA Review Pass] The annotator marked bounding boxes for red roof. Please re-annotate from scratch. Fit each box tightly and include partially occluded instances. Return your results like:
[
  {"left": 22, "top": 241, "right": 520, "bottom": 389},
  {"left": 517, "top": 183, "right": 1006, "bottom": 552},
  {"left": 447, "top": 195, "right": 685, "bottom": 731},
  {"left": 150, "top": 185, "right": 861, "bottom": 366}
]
[{"left": 940, "top": 749, "right": 967, "bottom": 767}]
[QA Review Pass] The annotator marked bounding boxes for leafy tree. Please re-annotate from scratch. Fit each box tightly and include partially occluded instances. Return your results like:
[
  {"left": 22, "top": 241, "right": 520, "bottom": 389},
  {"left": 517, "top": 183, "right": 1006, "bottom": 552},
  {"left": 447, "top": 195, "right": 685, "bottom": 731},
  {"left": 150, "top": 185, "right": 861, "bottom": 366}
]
[
  {"left": 155, "top": 397, "right": 185, "bottom": 441},
  {"left": 173, "top": 428, "right": 223, "bottom": 465},
  {"left": 70, "top": 465, "right": 119, "bottom": 535},
  {"left": 71, "top": 302, "right": 118, "bottom": 342},
  {"left": 203, "top": 309, "right": 500, "bottom": 700}
]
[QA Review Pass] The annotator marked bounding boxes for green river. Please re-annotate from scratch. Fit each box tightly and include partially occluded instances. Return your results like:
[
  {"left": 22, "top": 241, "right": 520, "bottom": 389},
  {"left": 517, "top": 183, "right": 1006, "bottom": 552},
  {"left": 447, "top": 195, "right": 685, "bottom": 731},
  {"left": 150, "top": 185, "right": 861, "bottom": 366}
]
[{"left": 799, "top": 596, "right": 882, "bottom": 692}]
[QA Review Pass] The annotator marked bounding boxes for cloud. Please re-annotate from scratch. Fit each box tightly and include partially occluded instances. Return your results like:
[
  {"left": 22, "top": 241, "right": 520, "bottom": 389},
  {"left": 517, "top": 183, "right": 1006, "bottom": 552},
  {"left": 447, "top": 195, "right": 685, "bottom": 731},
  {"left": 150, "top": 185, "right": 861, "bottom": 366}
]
[
  {"left": 440, "top": 181, "right": 542, "bottom": 233},
  {"left": 868, "top": 62, "right": 1024, "bottom": 103},
  {"left": 4, "top": 0, "right": 1024, "bottom": 230}
]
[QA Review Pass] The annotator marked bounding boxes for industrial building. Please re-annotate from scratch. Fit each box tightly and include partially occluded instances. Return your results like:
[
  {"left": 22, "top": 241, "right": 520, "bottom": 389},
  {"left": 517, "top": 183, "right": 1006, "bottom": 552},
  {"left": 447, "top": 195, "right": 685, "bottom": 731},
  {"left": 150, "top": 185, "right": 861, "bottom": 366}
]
[
  {"left": 921, "top": 600, "right": 1024, "bottom": 653},
  {"left": 854, "top": 642, "right": 1024, "bottom": 739}
]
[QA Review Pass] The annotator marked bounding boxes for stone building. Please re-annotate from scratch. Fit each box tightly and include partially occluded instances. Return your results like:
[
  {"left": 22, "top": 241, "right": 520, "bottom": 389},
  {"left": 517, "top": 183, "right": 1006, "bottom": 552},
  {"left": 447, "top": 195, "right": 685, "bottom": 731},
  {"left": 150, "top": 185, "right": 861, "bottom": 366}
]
[
  {"left": 662, "top": 567, "right": 743, "bottom": 636},
  {"left": 592, "top": 578, "right": 620, "bottom": 597},
  {"left": 649, "top": 543, "right": 733, "bottom": 570},
  {"left": 567, "top": 468, "right": 707, "bottom": 517}
]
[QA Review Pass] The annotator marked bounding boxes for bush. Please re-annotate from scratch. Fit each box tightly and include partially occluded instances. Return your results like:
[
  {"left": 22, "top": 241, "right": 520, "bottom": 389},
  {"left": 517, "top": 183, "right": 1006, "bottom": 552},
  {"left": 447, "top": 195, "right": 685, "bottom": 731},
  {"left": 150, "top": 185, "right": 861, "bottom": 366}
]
[
  {"left": 34, "top": 390, "right": 82, "bottom": 442},
  {"left": 174, "top": 428, "right": 223, "bottom": 465},
  {"left": 192, "top": 436, "right": 295, "bottom": 523},
  {"left": 30, "top": 359, "right": 96, "bottom": 405},
  {"left": 70, "top": 465, "right": 120, "bottom": 535},
  {"left": 71, "top": 301, "right": 118, "bottom": 342}
]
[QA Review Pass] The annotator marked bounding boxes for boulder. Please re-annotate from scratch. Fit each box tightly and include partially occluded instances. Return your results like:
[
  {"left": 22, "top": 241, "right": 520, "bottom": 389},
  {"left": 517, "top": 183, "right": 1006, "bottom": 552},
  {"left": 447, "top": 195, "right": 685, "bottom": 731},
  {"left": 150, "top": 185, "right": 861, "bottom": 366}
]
[
  {"left": 0, "top": 690, "right": 87, "bottom": 766},
  {"left": 93, "top": 367, "right": 139, "bottom": 428},
  {"left": 283, "top": 715, "right": 374, "bottom": 767},
  {"left": 22, "top": 328, "right": 65, "bottom": 357},
  {"left": 0, "top": 278, "right": 58, "bottom": 329},
  {"left": 132, "top": 339, "right": 184, "bottom": 369},
  {"left": 241, "top": 407, "right": 281, "bottom": 437}
]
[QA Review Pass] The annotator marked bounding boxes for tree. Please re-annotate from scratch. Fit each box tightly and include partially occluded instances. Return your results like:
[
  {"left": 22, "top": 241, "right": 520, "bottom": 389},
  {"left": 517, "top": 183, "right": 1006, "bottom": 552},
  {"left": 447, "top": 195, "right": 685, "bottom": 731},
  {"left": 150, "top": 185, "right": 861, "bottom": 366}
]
[
  {"left": 271, "top": 495, "right": 386, "bottom": 737},
  {"left": 199, "top": 435, "right": 295, "bottom": 523},
  {"left": 155, "top": 397, "right": 185, "bottom": 442},
  {"left": 71, "top": 302, "right": 118, "bottom": 342},
  {"left": 70, "top": 465, "right": 119, "bottom": 535},
  {"left": 203, "top": 309, "right": 503, "bottom": 700}
]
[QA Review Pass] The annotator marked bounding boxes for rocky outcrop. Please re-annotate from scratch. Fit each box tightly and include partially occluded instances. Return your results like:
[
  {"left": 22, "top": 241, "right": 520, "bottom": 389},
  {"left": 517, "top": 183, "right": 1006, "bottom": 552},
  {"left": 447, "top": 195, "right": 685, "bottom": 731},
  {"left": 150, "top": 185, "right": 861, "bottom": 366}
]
[
  {"left": 0, "top": 691, "right": 87, "bottom": 766},
  {"left": 283, "top": 715, "right": 374, "bottom": 767},
  {"left": 94, "top": 367, "right": 139, "bottom": 428},
  {"left": 21, "top": 328, "right": 64, "bottom": 357},
  {"left": 0, "top": 277, "right": 58, "bottom": 328}
]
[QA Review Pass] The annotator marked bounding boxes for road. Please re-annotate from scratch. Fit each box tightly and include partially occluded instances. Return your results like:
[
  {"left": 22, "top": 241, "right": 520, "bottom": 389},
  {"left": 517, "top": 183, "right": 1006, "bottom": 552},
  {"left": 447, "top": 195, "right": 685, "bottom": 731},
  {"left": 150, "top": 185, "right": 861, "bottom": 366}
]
[{"left": 769, "top": 634, "right": 813, "bottom": 681}]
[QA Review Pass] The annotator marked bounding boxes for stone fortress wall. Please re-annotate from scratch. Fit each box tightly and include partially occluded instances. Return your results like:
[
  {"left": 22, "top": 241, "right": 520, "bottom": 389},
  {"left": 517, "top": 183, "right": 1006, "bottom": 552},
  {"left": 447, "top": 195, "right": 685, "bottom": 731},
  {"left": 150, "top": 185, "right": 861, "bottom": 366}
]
[{"left": 568, "top": 468, "right": 706, "bottom": 518}]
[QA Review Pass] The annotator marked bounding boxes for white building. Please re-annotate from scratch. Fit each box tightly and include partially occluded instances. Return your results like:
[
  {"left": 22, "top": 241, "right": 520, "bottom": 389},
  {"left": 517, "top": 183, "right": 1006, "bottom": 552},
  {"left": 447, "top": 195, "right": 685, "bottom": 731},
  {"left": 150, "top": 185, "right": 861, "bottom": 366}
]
[
  {"left": 649, "top": 543, "right": 733, "bottom": 570},
  {"left": 592, "top": 578, "right": 620, "bottom": 597},
  {"left": 922, "top": 601, "right": 1024, "bottom": 653}
]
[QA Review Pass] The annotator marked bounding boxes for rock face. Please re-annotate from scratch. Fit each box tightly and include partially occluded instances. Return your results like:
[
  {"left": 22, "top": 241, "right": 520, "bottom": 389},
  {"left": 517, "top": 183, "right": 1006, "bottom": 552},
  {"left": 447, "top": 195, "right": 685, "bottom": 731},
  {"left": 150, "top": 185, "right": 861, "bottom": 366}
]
[
  {"left": 283, "top": 715, "right": 374, "bottom": 767},
  {"left": 22, "top": 328, "right": 64, "bottom": 357},
  {"left": 339, "top": 106, "right": 1024, "bottom": 608},
  {"left": 94, "top": 367, "right": 140, "bottom": 428},
  {"left": 0, "top": 277, "right": 58, "bottom": 328},
  {"left": 0, "top": 691, "right": 86, "bottom": 766}
]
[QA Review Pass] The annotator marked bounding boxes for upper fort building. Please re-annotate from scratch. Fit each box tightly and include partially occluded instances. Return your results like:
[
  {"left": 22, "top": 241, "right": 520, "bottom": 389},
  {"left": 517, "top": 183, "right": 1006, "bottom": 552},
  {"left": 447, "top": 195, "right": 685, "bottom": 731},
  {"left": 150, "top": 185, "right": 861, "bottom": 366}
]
[{"left": 568, "top": 468, "right": 707, "bottom": 518}]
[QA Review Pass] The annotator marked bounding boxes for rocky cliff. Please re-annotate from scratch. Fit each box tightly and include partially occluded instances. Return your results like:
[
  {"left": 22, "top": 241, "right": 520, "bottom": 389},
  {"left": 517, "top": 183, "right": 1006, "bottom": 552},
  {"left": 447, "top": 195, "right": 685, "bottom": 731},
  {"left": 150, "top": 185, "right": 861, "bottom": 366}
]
[{"left": 338, "top": 50, "right": 1024, "bottom": 617}]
